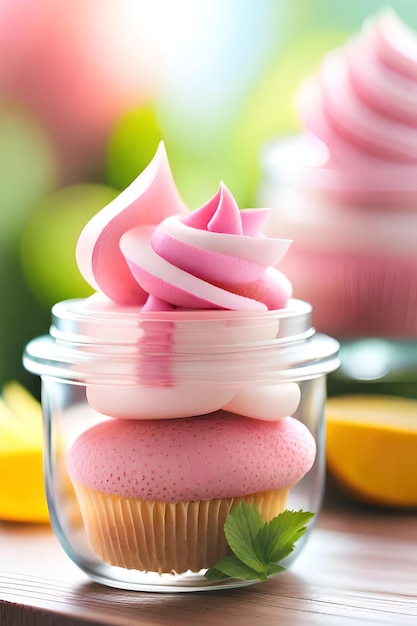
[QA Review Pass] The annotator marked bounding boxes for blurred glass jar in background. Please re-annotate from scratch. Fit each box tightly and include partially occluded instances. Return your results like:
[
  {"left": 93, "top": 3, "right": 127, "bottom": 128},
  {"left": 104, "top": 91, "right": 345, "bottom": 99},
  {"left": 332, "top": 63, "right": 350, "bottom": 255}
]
[
  {"left": 258, "top": 11, "right": 417, "bottom": 397},
  {"left": 259, "top": 135, "right": 417, "bottom": 341}
]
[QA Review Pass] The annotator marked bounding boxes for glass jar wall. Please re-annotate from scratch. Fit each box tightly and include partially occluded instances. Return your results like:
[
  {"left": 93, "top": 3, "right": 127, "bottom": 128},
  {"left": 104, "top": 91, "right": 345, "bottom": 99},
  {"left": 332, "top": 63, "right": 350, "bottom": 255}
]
[{"left": 24, "top": 297, "right": 339, "bottom": 592}]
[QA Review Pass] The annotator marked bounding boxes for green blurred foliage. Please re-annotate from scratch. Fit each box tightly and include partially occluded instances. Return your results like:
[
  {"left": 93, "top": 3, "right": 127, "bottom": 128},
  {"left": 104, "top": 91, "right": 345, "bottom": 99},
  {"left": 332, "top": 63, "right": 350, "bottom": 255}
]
[
  {"left": 21, "top": 184, "right": 118, "bottom": 308},
  {"left": 160, "top": 137, "right": 248, "bottom": 210},
  {"left": 282, "top": 0, "right": 417, "bottom": 33},
  {"left": 0, "top": 244, "right": 48, "bottom": 397},
  {"left": 106, "top": 105, "right": 163, "bottom": 191},
  {"left": 0, "top": 102, "right": 56, "bottom": 241},
  {"left": 230, "top": 29, "right": 348, "bottom": 206},
  {"left": 0, "top": 103, "right": 56, "bottom": 392}
]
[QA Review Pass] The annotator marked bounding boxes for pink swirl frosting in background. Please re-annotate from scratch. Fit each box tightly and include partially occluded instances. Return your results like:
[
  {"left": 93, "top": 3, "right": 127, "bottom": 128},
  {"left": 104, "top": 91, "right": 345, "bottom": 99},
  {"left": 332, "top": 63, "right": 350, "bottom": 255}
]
[{"left": 296, "top": 9, "right": 417, "bottom": 205}]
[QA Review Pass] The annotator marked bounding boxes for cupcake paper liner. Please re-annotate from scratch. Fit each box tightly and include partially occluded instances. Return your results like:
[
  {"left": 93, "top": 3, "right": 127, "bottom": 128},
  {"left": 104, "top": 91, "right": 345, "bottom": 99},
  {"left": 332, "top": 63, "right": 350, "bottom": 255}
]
[{"left": 72, "top": 482, "right": 290, "bottom": 574}]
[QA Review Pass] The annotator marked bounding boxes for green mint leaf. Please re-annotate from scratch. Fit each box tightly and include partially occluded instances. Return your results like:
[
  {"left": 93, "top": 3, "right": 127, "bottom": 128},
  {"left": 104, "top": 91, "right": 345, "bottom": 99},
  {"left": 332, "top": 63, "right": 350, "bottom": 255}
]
[
  {"left": 205, "top": 505, "right": 315, "bottom": 583},
  {"left": 223, "top": 501, "right": 266, "bottom": 572},
  {"left": 206, "top": 554, "right": 268, "bottom": 582},
  {"left": 266, "top": 562, "right": 286, "bottom": 576},
  {"left": 204, "top": 566, "right": 231, "bottom": 581},
  {"left": 257, "top": 510, "right": 315, "bottom": 564}
]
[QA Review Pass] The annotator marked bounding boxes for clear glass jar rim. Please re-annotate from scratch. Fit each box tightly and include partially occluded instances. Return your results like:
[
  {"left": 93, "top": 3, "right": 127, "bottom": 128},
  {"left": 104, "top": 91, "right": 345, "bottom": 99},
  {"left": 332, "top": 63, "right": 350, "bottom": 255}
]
[
  {"left": 49, "top": 297, "right": 314, "bottom": 345},
  {"left": 23, "top": 298, "right": 340, "bottom": 383}
]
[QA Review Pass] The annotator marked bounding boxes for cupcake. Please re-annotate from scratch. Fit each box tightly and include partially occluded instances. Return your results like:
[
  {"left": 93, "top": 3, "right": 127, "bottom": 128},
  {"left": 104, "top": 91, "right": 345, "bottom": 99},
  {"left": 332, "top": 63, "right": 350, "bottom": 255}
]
[
  {"left": 67, "top": 411, "right": 315, "bottom": 574},
  {"left": 66, "top": 143, "right": 311, "bottom": 575},
  {"left": 24, "top": 141, "right": 339, "bottom": 589},
  {"left": 260, "top": 10, "right": 417, "bottom": 339}
]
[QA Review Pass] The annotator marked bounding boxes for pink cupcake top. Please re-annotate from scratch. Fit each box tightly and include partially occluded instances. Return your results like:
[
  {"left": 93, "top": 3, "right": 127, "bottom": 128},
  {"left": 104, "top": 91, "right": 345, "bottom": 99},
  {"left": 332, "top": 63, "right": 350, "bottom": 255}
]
[{"left": 67, "top": 412, "right": 316, "bottom": 502}]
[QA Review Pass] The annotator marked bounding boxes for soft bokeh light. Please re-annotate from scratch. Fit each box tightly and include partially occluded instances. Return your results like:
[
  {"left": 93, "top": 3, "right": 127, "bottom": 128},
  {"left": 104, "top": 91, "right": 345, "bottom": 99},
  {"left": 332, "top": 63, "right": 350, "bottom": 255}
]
[
  {"left": 21, "top": 184, "right": 118, "bottom": 307},
  {"left": 106, "top": 105, "right": 163, "bottom": 191},
  {"left": 0, "top": 103, "right": 56, "bottom": 244},
  {"left": 0, "top": 0, "right": 416, "bottom": 394},
  {"left": 155, "top": 0, "right": 277, "bottom": 140},
  {"left": 0, "top": 0, "right": 162, "bottom": 182}
]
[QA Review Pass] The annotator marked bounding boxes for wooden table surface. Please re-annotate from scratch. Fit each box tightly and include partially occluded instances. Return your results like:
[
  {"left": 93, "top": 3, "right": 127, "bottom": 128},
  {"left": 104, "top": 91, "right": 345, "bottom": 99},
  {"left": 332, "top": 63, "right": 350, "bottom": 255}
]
[{"left": 1, "top": 485, "right": 417, "bottom": 626}]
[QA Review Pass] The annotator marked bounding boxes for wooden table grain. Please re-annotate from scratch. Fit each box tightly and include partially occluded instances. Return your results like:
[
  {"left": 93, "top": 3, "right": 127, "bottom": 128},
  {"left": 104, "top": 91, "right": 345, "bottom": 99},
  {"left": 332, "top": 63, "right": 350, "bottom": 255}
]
[{"left": 1, "top": 487, "right": 417, "bottom": 626}]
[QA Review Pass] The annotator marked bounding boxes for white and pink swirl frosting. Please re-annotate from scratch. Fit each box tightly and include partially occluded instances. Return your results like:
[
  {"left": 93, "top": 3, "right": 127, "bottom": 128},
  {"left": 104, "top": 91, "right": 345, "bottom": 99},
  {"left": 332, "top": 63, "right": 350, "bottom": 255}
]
[
  {"left": 120, "top": 183, "right": 292, "bottom": 312},
  {"left": 77, "top": 142, "right": 296, "bottom": 421},
  {"left": 296, "top": 9, "right": 417, "bottom": 205},
  {"left": 77, "top": 142, "right": 292, "bottom": 312}
]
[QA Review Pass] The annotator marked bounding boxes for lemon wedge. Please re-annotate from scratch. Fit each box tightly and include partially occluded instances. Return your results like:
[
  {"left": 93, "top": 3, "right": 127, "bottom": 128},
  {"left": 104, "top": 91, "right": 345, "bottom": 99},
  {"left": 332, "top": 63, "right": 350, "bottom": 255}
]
[
  {"left": 0, "top": 382, "right": 49, "bottom": 522},
  {"left": 326, "top": 395, "right": 417, "bottom": 508}
]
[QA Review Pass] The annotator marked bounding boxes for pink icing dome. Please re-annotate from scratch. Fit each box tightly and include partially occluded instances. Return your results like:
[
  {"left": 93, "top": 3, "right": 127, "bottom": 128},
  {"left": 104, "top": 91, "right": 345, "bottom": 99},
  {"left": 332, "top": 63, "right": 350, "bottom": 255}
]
[
  {"left": 295, "top": 9, "right": 417, "bottom": 205},
  {"left": 67, "top": 412, "right": 316, "bottom": 502}
]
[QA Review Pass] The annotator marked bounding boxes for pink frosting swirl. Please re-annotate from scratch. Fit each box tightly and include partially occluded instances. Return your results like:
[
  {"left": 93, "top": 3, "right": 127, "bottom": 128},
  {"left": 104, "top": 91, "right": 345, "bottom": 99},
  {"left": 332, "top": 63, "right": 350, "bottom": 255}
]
[
  {"left": 296, "top": 10, "right": 417, "bottom": 205},
  {"left": 76, "top": 142, "right": 188, "bottom": 305},
  {"left": 120, "top": 183, "right": 292, "bottom": 311},
  {"left": 77, "top": 142, "right": 292, "bottom": 311}
]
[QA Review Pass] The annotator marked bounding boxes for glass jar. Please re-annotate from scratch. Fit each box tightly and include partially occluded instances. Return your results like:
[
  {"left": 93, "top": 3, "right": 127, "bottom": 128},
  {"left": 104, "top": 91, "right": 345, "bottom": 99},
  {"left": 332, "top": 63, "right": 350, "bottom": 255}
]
[{"left": 24, "top": 297, "right": 339, "bottom": 592}]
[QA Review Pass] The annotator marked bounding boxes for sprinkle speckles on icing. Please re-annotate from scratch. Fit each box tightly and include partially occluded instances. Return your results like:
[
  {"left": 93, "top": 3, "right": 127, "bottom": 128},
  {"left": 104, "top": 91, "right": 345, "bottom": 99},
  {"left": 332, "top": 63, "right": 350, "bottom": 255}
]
[{"left": 67, "top": 411, "right": 316, "bottom": 502}]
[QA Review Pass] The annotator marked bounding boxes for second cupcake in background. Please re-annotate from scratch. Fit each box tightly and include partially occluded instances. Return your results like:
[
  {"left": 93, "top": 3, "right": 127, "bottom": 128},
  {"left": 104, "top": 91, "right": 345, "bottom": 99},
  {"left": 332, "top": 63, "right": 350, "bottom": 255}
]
[{"left": 260, "top": 9, "right": 417, "bottom": 340}]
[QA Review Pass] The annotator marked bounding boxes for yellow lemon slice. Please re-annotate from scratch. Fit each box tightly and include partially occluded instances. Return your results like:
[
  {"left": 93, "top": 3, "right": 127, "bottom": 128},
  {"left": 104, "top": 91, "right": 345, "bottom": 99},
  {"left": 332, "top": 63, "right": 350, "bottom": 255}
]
[
  {"left": 0, "top": 382, "right": 49, "bottom": 522},
  {"left": 326, "top": 395, "right": 417, "bottom": 508}
]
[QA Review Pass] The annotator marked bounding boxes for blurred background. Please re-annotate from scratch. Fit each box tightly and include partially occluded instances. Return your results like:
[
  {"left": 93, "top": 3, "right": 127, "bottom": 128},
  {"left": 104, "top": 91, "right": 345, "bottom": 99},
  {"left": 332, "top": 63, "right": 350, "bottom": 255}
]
[{"left": 1, "top": 0, "right": 416, "bottom": 396}]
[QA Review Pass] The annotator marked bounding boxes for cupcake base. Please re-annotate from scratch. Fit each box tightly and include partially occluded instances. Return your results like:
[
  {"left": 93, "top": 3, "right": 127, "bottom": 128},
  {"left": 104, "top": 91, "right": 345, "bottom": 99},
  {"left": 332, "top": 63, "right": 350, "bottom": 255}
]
[{"left": 72, "top": 482, "right": 289, "bottom": 574}]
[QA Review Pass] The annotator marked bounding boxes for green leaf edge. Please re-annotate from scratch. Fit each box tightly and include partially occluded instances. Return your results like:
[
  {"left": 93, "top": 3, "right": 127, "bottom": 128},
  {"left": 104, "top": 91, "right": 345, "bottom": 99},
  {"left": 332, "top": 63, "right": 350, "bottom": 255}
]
[{"left": 204, "top": 503, "right": 314, "bottom": 583}]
